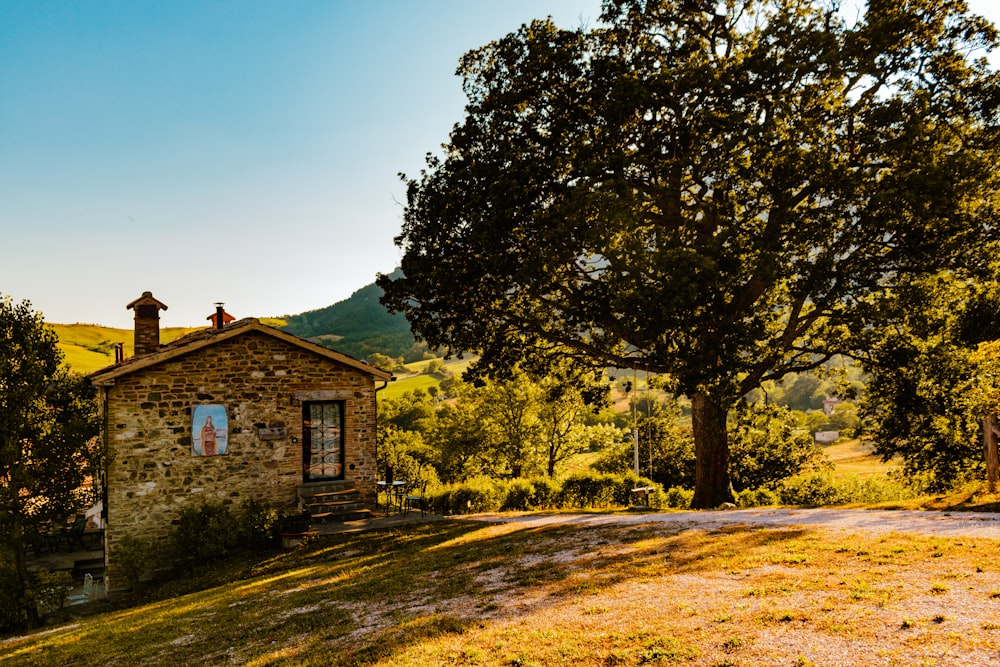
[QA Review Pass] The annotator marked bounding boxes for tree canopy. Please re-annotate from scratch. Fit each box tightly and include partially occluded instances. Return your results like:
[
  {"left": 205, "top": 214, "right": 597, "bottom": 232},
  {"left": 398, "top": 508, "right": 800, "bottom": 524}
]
[
  {"left": 0, "top": 296, "right": 100, "bottom": 628},
  {"left": 380, "top": 0, "right": 1000, "bottom": 507}
]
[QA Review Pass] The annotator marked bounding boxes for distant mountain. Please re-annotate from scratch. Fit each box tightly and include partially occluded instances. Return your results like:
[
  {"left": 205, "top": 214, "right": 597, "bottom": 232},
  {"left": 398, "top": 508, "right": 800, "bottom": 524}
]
[{"left": 279, "top": 270, "right": 420, "bottom": 361}]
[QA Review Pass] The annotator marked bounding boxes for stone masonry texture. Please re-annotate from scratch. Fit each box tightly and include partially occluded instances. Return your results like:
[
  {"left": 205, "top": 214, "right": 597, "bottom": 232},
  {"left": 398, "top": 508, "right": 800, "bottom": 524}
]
[{"left": 100, "top": 329, "right": 379, "bottom": 579}]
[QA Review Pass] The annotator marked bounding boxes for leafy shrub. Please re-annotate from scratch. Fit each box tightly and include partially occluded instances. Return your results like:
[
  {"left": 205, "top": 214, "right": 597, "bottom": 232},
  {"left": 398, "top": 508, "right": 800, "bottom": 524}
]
[
  {"left": 170, "top": 501, "right": 242, "bottom": 571},
  {"left": 593, "top": 412, "right": 696, "bottom": 490},
  {"left": 428, "top": 477, "right": 506, "bottom": 515},
  {"left": 778, "top": 474, "right": 841, "bottom": 506},
  {"left": 779, "top": 473, "right": 919, "bottom": 507},
  {"left": 663, "top": 486, "right": 694, "bottom": 509},
  {"left": 502, "top": 478, "right": 535, "bottom": 511},
  {"left": 729, "top": 403, "right": 828, "bottom": 492},
  {"left": 28, "top": 570, "right": 73, "bottom": 615},
  {"left": 736, "top": 487, "right": 780, "bottom": 508},
  {"left": 240, "top": 499, "right": 278, "bottom": 548},
  {"left": 615, "top": 473, "right": 663, "bottom": 507},
  {"left": 560, "top": 471, "right": 619, "bottom": 508},
  {"left": 528, "top": 476, "right": 561, "bottom": 509},
  {"left": 115, "top": 533, "right": 157, "bottom": 588},
  {"left": 829, "top": 475, "right": 918, "bottom": 504}
]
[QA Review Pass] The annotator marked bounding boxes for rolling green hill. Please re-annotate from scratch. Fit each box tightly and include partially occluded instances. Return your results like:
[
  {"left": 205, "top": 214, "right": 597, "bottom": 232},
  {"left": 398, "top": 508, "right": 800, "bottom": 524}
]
[
  {"left": 51, "top": 324, "right": 205, "bottom": 375},
  {"left": 50, "top": 273, "right": 417, "bottom": 373},
  {"left": 278, "top": 269, "right": 419, "bottom": 361}
]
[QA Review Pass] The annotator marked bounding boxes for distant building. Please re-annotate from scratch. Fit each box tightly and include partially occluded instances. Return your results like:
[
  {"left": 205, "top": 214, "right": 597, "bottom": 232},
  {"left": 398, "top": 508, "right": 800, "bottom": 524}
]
[
  {"left": 88, "top": 292, "right": 392, "bottom": 586},
  {"left": 822, "top": 396, "right": 843, "bottom": 417}
]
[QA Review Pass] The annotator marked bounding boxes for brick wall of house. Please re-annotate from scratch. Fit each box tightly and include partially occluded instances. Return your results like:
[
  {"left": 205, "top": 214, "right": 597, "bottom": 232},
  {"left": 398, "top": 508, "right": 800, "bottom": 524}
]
[{"left": 100, "top": 330, "right": 379, "bottom": 571}]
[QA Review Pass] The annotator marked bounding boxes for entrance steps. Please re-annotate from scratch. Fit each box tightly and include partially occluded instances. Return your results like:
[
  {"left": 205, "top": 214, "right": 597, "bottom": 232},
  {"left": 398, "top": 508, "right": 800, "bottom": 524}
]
[{"left": 297, "top": 481, "right": 372, "bottom": 524}]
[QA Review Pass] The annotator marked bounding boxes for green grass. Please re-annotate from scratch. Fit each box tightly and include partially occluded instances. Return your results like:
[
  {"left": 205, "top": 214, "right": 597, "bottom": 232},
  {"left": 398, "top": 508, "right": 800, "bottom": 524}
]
[
  {"left": 380, "top": 357, "right": 475, "bottom": 401},
  {"left": 821, "top": 438, "right": 899, "bottom": 479},
  {"left": 51, "top": 324, "right": 201, "bottom": 375},
  {"left": 53, "top": 319, "right": 287, "bottom": 375},
  {"left": 6, "top": 520, "right": 1000, "bottom": 666}
]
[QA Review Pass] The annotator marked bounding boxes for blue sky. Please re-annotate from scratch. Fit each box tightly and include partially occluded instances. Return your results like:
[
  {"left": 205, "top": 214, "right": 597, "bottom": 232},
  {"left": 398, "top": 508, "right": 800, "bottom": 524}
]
[
  {"left": 1, "top": 0, "right": 997, "bottom": 329},
  {"left": 0, "top": 0, "right": 602, "bottom": 328}
]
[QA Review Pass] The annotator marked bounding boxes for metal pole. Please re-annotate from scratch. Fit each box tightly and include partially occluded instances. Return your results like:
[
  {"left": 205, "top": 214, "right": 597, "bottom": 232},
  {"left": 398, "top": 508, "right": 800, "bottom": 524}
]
[{"left": 632, "top": 363, "right": 639, "bottom": 476}]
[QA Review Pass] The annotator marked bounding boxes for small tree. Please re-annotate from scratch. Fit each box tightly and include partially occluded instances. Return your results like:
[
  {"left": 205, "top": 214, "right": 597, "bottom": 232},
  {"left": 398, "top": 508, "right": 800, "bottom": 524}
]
[
  {"left": 0, "top": 296, "right": 100, "bottom": 627},
  {"left": 728, "top": 403, "right": 827, "bottom": 492}
]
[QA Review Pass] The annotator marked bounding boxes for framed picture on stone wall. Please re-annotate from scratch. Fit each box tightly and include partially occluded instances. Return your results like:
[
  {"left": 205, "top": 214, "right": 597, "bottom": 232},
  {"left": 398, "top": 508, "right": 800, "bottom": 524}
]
[{"left": 192, "top": 404, "right": 228, "bottom": 456}]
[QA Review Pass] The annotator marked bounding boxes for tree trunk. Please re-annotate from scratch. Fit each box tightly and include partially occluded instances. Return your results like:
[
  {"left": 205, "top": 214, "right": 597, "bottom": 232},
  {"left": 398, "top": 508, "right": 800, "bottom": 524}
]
[
  {"left": 11, "top": 518, "right": 39, "bottom": 628},
  {"left": 985, "top": 414, "right": 1000, "bottom": 493},
  {"left": 690, "top": 392, "right": 735, "bottom": 509}
]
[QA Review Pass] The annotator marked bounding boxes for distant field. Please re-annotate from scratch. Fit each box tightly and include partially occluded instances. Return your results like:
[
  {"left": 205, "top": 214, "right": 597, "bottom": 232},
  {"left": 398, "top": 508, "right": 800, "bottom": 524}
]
[
  {"left": 822, "top": 437, "right": 898, "bottom": 478},
  {"left": 380, "top": 356, "right": 475, "bottom": 400},
  {"left": 52, "top": 324, "right": 201, "bottom": 374},
  {"left": 53, "top": 318, "right": 290, "bottom": 375}
]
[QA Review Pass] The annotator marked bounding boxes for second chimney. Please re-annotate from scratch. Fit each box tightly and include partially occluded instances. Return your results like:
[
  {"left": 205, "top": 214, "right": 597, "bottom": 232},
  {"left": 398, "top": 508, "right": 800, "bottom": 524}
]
[{"left": 208, "top": 303, "right": 234, "bottom": 330}]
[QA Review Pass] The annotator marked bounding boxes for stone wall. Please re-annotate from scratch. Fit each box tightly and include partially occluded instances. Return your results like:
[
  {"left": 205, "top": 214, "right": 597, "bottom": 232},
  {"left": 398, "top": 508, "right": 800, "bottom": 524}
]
[{"left": 100, "top": 330, "right": 379, "bottom": 573}]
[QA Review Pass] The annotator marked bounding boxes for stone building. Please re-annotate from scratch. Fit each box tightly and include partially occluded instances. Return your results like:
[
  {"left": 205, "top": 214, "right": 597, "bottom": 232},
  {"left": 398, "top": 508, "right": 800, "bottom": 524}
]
[{"left": 88, "top": 292, "right": 392, "bottom": 580}]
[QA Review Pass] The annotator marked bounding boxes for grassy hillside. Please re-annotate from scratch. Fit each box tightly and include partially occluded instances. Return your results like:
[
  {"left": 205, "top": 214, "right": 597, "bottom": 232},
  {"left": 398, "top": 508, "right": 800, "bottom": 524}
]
[
  {"left": 6, "top": 518, "right": 1000, "bottom": 665},
  {"left": 379, "top": 356, "right": 475, "bottom": 400},
  {"left": 51, "top": 324, "right": 201, "bottom": 375},
  {"left": 52, "top": 319, "right": 287, "bottom": 375},
  {"left": 279, "top": 270, "right": 419, "bottom": 361}
]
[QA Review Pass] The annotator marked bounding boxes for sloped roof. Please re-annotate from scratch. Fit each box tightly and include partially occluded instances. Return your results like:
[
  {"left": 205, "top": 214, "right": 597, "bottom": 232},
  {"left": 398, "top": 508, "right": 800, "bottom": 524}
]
[{"left": 88, "top": 318, "right": 393, "bottom": 386}]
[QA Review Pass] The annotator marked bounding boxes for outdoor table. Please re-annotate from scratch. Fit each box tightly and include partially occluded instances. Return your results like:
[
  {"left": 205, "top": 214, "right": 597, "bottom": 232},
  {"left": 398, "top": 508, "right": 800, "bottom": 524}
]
[{"left": 376, "top": 480, "right": 406, "bottom": 515}]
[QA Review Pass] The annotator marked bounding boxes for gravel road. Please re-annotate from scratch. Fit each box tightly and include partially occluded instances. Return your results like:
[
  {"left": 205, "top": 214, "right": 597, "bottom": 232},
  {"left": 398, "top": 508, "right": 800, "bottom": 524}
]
[{"left": 466, "top": 507, "right": 1000, "bottom": 539}]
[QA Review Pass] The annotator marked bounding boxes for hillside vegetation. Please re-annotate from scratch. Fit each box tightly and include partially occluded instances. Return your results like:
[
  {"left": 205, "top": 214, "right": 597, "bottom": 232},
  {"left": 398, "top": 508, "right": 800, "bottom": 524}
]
[
  {"left": 280, "top": 270, "right": 419, "bottom": 361},
  {"left": 52, "top": 324, "right": 202, "bottom": 375},
  {"left": 52, "top": 320, "right": 288, "bottom": 375}
]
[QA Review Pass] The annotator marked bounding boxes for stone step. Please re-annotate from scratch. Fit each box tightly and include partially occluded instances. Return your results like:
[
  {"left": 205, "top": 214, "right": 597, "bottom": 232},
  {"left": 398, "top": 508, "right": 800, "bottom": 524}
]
[
  {"left": 310, "top": 508, "right": 373, "bottom": 523},
  {"left": 298, "top": 480, "right": 356, "bottom": 496},
  {"left": 310, "top": 489, "right": 360, "bottom": 503},
  {"left": 307, "top": 500, "right": 367, "bottom": 515}
]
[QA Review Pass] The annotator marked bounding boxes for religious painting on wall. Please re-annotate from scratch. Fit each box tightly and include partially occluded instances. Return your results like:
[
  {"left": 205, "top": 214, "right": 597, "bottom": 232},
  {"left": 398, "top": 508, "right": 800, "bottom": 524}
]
[{"left": 192, "top": 404, "right": 228, "bottom": 456}]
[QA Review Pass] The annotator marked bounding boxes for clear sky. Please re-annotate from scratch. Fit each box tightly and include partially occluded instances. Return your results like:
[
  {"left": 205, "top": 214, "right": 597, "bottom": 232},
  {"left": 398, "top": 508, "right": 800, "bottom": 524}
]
[
  {"left": 1, "top": 1, "right": 997, "bottom": 329},
  {"left": 0, "top": 0, "right": 603, "bottom": 328}
]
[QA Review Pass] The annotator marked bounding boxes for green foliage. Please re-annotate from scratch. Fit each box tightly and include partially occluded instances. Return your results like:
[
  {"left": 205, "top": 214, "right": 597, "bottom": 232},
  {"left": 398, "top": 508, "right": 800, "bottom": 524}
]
[
  {"left": 170, "top": 502, "right": 243, "bottom": 571},
  {"left": 728, "top": 403, "right": 827, "bottom": 492},
  {"left": 240, "top": 499, "right": 279, "bottom": 549},
  {"left": 526, "top": 475, "right": 560, "bottom": 509},
  {"left": 0, "top": 295, "right": 101, "bottom": 627},
  {"left": 27, "top": 570, "right": 73, "bottom": 616},
  {"left": 115, "top": 534, "right": 158, "bottom": 588},
  {"left": 736, "top": 487, "right": 780, "bottom": 508},
  {"left": 596, "top": 400, "right": 823, "bottom": 493},
  {"left": 778, "top": 474, "right": 842, "bottom": 507},
  {"left": 279, "top": 271, "right": 420, "bottom": 361},
  {"left": 593, "top": 398, "right": 696, "bottom": 489},
  {"left": 428, "top": 477, "right": 506, "bottom": 515},
  {"left": 560, "top": 472, "right": 622, "bottom": 509},
  {"left": 859, "top": 274, "right": 992, "bottom": 489},
  {"left": 663, "top": 487, "right": 693, "bottom": 509},
  {"left": 501, "top": 478, "right": 535, "bottom": 511},
  {"left": 380, "top": 0, "right": 1000, "bottom": 508},
  {"left": 778, "top": 473, "right": 918, "bottom": 507}
]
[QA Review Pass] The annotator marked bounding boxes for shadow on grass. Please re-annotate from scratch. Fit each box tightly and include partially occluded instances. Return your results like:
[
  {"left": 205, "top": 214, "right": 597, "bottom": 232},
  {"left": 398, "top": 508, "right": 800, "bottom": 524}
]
[{"left": 0, "top": 519, "right": 814, "bottom": 667}]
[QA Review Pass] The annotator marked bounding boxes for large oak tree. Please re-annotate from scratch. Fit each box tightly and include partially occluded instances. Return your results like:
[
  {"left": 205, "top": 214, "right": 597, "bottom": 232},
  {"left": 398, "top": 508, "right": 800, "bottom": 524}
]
[{"left": 379, "top": 0, "right": 1000, "bottom": 507}]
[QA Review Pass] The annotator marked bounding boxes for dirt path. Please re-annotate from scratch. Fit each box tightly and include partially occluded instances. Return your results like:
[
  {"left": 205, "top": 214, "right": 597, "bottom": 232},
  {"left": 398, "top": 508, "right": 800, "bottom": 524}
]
[{"left": 465, "top": 507, "right": 1000, "bottom": 539}]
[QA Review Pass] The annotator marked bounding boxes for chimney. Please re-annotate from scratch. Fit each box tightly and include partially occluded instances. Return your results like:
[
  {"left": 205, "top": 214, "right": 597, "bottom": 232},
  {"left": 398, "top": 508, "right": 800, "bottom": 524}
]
[
  {"left": 207, "top": 303, "right": 235, "bottom": 330},
  {"left": 126, "top": 291, "right": 168, "bottom": 357}
]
